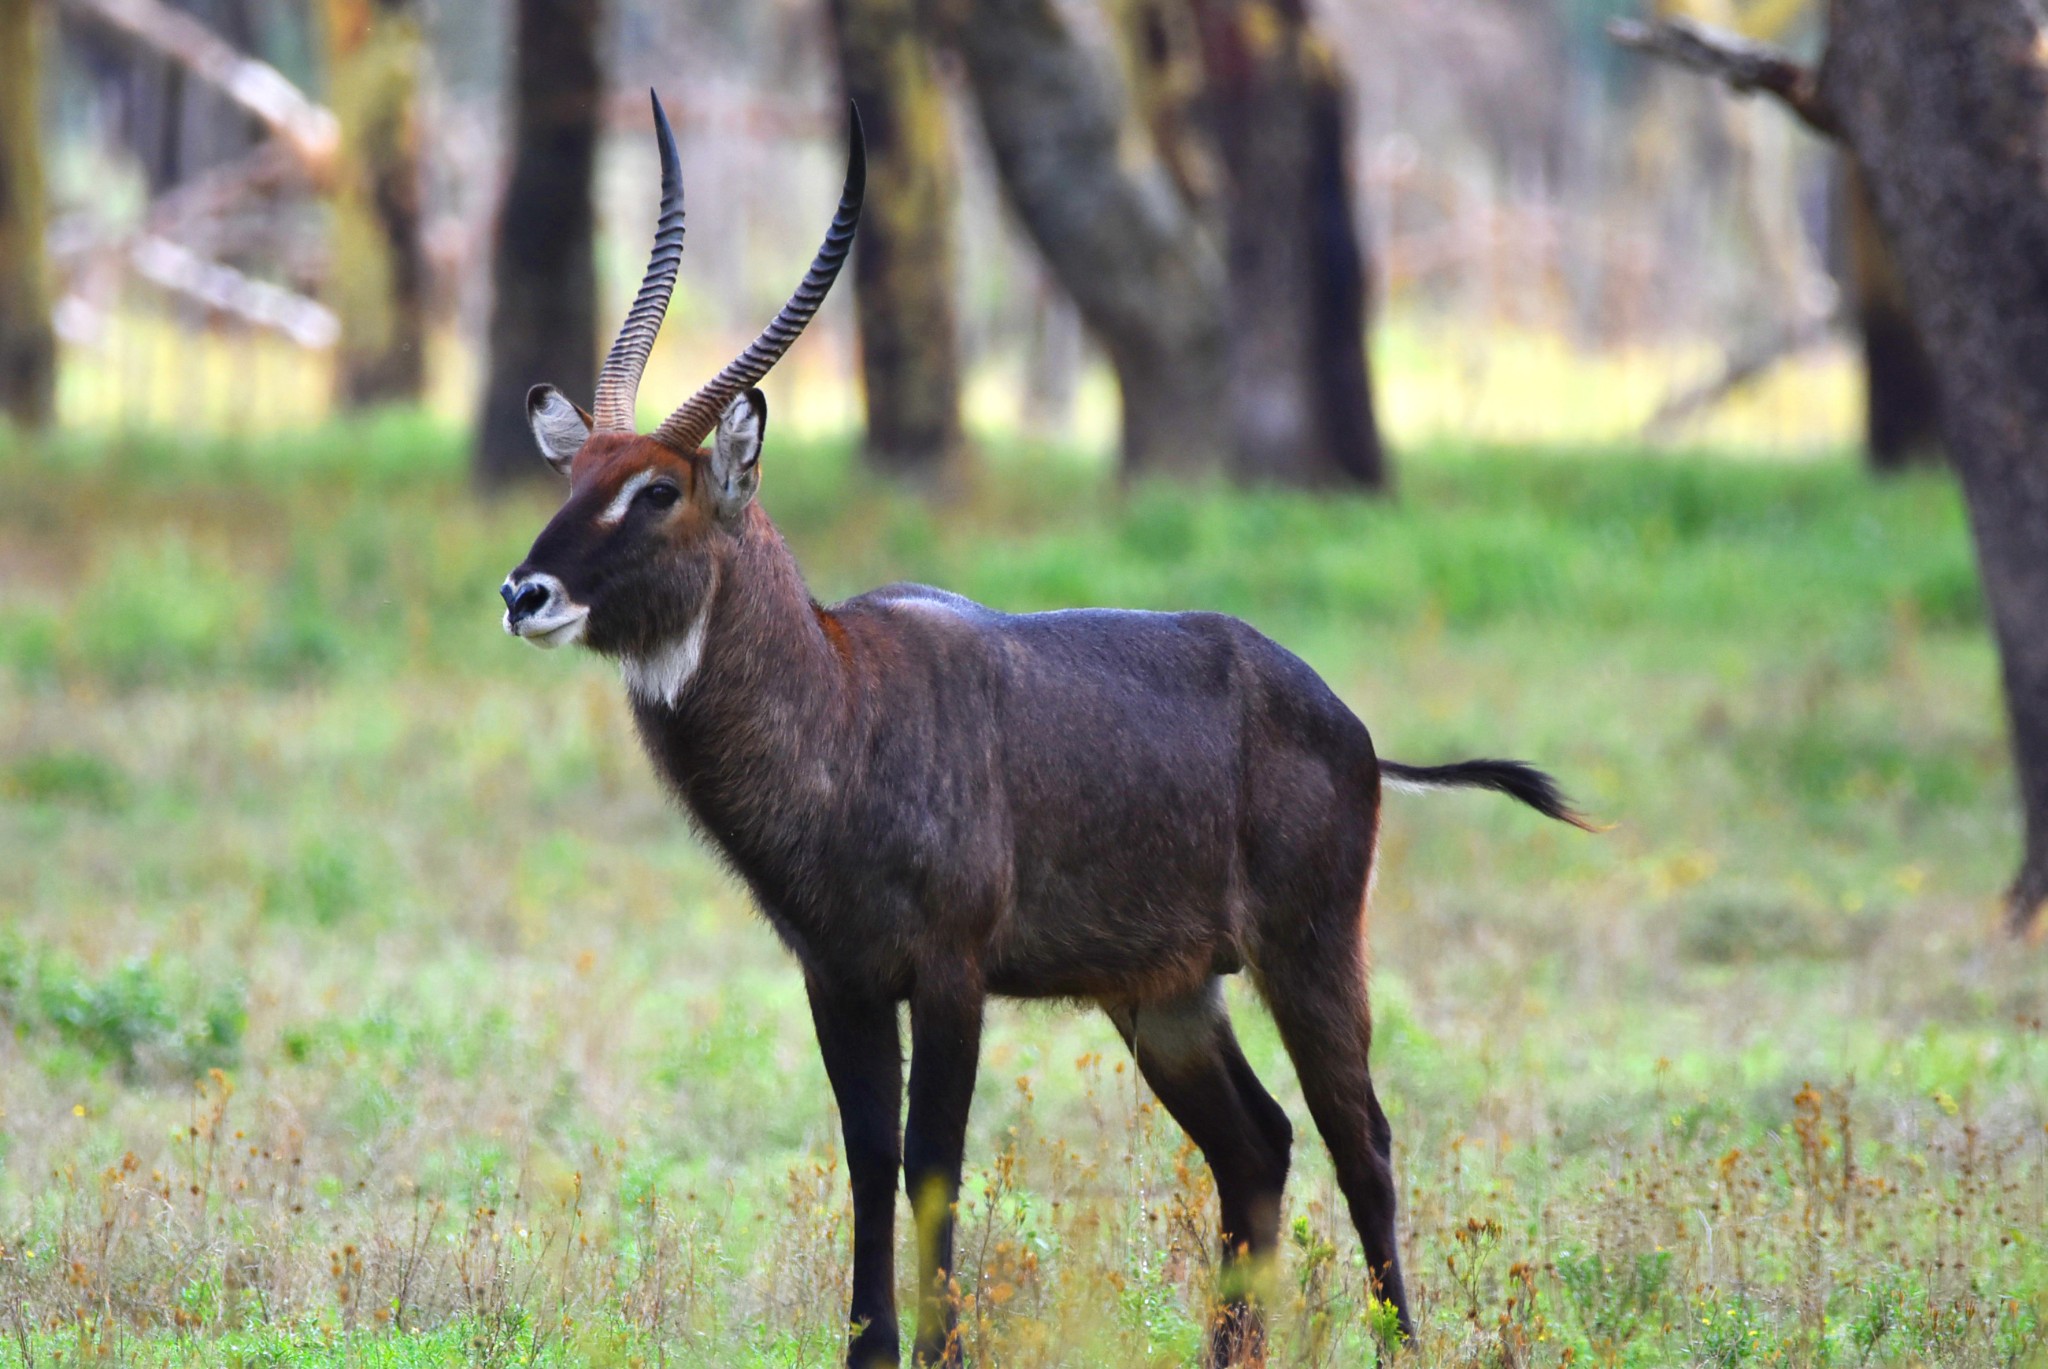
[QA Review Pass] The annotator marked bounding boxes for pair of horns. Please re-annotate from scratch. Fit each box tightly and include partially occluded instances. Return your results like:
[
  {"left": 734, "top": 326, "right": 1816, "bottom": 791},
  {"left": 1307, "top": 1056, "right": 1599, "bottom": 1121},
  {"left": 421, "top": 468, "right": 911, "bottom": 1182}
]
[{"left": 591, "top": 91, "right": 866, "bottom": 452}]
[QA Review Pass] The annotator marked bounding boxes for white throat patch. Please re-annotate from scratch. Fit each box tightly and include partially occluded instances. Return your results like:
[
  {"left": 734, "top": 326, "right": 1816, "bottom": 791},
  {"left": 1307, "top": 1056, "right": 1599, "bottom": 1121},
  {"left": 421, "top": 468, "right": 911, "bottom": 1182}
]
[{"left": 622, "top": 602, "right": 711, "bottom": 708}]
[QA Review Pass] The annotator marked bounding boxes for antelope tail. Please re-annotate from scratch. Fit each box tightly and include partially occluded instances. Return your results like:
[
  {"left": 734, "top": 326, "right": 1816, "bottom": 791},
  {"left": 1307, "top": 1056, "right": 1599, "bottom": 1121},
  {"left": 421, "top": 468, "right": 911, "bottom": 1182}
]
[{"left": 1379, "top": 759, "right": 1601, "bottom": 832}]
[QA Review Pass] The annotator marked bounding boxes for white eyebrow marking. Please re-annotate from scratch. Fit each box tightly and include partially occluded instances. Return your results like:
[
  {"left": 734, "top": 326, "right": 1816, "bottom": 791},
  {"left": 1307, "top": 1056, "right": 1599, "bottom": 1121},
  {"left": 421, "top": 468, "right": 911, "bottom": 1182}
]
[{"left": 597, "top": 469, "right": 658, "bottom": 526}]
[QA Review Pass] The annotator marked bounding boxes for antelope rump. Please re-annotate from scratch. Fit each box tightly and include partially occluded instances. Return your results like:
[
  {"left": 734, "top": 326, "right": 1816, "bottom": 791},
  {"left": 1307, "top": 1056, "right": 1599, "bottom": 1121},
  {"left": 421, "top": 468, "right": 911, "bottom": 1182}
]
[{"left": 498, "top": 93, "right": 1594, "bottom": 1369}]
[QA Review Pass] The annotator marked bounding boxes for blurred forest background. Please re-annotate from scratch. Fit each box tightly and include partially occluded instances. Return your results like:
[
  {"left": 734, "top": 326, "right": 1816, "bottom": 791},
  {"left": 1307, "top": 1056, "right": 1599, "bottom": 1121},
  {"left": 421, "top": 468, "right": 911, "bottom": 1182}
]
[
  {"left": 6, "top": 0, "right": 2048, "bottom": 1364},
  {"left": 4, "top": 0, "right": 1875, "bottom": 457}
]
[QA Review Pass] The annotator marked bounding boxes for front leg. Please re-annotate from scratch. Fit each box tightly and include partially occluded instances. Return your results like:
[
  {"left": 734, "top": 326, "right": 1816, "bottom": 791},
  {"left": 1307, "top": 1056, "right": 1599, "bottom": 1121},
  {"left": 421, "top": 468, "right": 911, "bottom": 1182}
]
[
  {"left": 904, "top": 968, "right": 985, "bottom": 1368},
  {"left": 808, "top": 978, "right": 905, "bottom": 1369}
]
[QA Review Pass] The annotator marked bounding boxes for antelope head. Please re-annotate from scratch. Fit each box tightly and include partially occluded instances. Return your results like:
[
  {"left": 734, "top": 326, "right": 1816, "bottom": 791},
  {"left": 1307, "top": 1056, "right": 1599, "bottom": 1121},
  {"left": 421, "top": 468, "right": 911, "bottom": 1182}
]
[{"left": 500, "top": 92, "right": 864, "bottom": 678}]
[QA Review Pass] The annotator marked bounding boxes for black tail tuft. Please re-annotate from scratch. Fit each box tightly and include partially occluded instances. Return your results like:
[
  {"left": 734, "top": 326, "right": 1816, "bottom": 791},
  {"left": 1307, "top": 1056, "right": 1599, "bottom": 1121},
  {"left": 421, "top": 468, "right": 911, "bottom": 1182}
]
[{"left": 1380, "top": 759, "right": 1601, "bottom": 832}]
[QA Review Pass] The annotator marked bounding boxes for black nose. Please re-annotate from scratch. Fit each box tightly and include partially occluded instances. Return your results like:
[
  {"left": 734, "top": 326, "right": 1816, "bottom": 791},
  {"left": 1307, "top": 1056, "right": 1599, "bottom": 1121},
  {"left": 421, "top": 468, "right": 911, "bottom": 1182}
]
[{"left": 503, "top": 580, "right": 551, "bottom": 621}]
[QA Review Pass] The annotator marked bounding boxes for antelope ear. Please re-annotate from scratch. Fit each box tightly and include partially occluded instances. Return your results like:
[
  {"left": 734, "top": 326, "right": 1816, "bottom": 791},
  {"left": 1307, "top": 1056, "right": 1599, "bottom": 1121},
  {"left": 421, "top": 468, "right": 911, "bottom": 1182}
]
[
  {"left": 709, "top": 389, "right": 766, "bottom": 521},
  {"left": 527, "top": 384, "right": 592, "bottom": 475}
]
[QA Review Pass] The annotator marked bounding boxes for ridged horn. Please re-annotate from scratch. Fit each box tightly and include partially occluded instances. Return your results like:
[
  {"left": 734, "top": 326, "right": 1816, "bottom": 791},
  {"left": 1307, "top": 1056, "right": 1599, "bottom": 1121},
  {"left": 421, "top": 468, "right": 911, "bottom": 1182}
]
[
  {"left": 591, "top": 90, "right": 685, "bottom": 433},
  {"left": 651, "top": 104, "right": 865, "bottom": 453}
]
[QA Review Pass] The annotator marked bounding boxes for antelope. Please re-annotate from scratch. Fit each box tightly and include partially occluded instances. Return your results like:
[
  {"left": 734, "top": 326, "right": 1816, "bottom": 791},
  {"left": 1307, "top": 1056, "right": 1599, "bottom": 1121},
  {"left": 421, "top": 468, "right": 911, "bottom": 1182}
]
[{"left": 500, "top": 93, "right": 1594, "bottom": 1369}]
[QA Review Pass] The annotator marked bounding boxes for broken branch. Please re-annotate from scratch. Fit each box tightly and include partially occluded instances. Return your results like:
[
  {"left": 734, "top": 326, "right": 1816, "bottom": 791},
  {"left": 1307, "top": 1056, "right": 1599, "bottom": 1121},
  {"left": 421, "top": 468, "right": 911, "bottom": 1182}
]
[
  {"left": 1607, "top": 15, "right": 1839, "bottom": 139},
  {"left": 1645, "top": 311, "right": 1840, "bottom": 437},
  {"left": 128, "top": 236, "right": 339, "bottom": 348},
  {"left": 62, "top": 0, "right": 339, "bottom": 177}
]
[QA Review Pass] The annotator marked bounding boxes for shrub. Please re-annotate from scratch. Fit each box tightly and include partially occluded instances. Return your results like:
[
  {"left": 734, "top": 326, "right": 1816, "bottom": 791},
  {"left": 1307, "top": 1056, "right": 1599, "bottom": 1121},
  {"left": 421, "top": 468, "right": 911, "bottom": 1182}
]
[{"left": 0, "top": 937, "right": 244, "bottom": 1079}]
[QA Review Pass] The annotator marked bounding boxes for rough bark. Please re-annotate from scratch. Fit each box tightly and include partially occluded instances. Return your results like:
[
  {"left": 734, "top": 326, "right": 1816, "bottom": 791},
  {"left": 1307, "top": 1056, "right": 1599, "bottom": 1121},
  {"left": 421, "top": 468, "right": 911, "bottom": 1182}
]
[
  {"left": 325, "top": 0, "right": 425, "bottom": 406},
  {"left": 473, "top": 0, "right": 601, "bottom": 488},
  {"left": 1190, "top": 0, "right": 1387, "bottom": 489},
  {"left": 946, "top": 0, "right": 1229, "bottom": 477},
  {"left": 1816, "top": 0, "right": 2048, "bottom": 935},
  {"left": 828, "top": 0, "right": 964, "bottom": 481},
  {"left": 0, "top": 0, "right": 56, "bottom": 431},
  {"left": 1839, "top": 157, "right": 1941, "bottom": 471}
]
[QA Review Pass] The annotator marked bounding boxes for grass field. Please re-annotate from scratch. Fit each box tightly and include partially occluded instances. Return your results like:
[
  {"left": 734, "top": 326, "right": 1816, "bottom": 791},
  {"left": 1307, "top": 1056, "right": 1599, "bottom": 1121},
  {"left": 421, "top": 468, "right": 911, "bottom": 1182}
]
[{"left": 2, "top": 420, "right": 2045, "bottom": 1367}]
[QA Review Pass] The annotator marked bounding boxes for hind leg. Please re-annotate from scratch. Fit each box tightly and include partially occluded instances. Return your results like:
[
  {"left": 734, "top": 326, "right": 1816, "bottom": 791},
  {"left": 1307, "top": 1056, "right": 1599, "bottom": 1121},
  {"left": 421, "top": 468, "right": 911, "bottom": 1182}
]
[
  {"left": 1255, "top": 942, "right": 1414, "bottom": 1341},
  {"left": 1107, "top": 979, "right": 1293, "bottom": 1367}
]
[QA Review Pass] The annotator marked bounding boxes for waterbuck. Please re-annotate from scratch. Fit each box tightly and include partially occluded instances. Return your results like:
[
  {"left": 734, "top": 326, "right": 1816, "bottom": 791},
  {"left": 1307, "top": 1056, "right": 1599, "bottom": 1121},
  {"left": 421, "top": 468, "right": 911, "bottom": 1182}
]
[{"left": 500, "top": 94, "right": 1593, "bottom": 1368}]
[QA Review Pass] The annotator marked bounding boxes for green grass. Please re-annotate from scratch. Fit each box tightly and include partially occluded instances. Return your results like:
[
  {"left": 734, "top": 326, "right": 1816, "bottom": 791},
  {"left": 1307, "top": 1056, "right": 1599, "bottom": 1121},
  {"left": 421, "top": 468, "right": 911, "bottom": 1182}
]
[{"left": 1, "top": 417, "right": 2044, "bottom": 1366}]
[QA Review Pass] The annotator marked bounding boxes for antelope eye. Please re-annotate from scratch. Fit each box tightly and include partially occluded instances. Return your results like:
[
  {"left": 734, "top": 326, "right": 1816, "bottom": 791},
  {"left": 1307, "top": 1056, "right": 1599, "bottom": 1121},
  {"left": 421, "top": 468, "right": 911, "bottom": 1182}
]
[{"left": 640, "top": 480, "right": 681, "bottom": 511}]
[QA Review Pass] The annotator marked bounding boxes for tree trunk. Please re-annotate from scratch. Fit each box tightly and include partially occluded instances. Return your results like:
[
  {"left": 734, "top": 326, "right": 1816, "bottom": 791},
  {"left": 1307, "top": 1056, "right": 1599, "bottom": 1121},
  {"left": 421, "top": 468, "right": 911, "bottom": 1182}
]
[
  {"left": 946, "top": 0, "right": 1229, "bottom": 477},
  {"left": 0, "top": 0, "right": 55, "bottom": 432},
  {"left": 1840, "top": 157, "right": 1941, "bottom": 471},
  {"left": 828, "top": 0, "right": 964, "bottom": 481},
  {"left": 1113, "top": 0, "right": 1210, "bottom": 209},
  {"left": 473, "top": 0, "right": 601, "bottom": 488},
  {"left": 1022, "top": 271, "right": 1082, "bottom": 440},
  {"left": 1818, "top": 0, "right": 2048, "bottom": 934},
  {"left": 1189, "top": 0, "right": 1387, "bottom": 489},
  {"left": 325, "top": 0, "right": 425, "bottom": 406}
]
